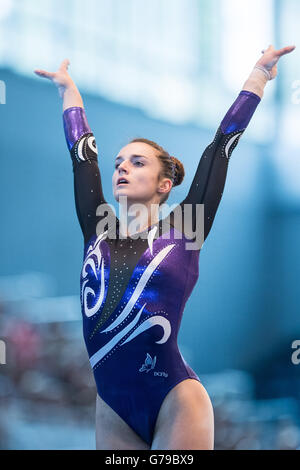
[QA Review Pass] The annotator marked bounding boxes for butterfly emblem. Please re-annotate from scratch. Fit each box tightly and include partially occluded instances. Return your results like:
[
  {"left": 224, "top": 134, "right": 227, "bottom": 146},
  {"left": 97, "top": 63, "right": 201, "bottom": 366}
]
[{"left": 139, "top": 353, "right": 157, "bottom": 373}]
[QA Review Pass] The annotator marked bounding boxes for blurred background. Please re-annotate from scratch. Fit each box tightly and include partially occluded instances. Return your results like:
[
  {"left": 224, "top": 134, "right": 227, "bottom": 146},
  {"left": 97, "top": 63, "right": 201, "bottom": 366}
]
[{"left": 0, "top": 0, "right": 300, "bottom": 450}]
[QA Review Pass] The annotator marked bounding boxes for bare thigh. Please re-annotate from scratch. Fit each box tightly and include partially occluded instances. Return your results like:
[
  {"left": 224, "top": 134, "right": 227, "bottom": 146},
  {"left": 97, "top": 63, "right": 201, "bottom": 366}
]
[
  {"left": 151, "top": 379, "right": 214, "bottom": 450},
  {"left": 95, "top": 393, "right": 150, "bottom": 450}
]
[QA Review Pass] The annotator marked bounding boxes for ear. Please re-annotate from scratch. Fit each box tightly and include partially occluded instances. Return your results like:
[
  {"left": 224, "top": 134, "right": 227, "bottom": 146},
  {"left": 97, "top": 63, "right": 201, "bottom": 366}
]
[{"left": 157, "top": 178, "right": 173, "bottom": 195}]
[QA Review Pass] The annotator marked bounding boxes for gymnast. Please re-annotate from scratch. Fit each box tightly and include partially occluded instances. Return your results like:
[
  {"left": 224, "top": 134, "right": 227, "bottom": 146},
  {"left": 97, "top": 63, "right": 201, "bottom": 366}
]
[{"left": 34, "top": 44, "right": 295, "bottom": 450}]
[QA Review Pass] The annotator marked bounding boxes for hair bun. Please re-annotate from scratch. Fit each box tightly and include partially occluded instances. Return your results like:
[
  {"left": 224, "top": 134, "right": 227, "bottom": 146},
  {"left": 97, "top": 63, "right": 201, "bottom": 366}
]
[{"left": 170, "top": 156, "right": 185, "bottom": 187}]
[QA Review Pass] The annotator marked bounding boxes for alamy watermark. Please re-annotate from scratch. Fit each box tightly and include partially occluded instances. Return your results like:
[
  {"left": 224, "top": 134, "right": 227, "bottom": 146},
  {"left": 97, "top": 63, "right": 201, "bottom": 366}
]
[
  {"left": 291, "top": 340, "right": 300, "bottom": 365},
  {"left": 0, "top": 340, "right": 6, "bottom": 365},
  {"left": 0, "top": 80, "right": 6, "bottom": 104},
  {"left": 95, "top": 197, "right": 205, "bottom": 250}
]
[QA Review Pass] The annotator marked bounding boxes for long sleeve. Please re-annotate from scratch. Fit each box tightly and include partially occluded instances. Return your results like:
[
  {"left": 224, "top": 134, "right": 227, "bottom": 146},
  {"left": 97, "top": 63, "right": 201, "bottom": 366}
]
[
  {"left": 179, "top": 90, "right": 261, "bottom": 242},
  {"left": 63, "top": 107, "right": 115, "bottom": 246}
]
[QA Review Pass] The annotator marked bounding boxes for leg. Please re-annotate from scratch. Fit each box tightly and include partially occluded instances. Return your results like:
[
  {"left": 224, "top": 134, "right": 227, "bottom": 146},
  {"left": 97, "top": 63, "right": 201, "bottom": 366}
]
[
  {"left": 95, "top": 393, "right": 150, "bottom": 450},
  {"left": 151, "top": 379, "right": 214, "bottom": 450}
]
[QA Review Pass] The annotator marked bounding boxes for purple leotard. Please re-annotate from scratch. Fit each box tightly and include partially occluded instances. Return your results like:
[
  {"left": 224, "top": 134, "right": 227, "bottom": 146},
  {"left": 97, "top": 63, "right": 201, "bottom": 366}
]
[{"left": 63, "top": 90, "right": 260, "bottom": 445}]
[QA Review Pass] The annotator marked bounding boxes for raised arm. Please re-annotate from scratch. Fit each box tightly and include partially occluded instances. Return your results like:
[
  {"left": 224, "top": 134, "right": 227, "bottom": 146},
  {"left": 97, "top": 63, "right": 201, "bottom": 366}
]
[
  {"left": 34, "top": 60, "right": 114, "bottom": 246},
  {"left": 180, "top": 44, "right": 295, "bottom": 243}
]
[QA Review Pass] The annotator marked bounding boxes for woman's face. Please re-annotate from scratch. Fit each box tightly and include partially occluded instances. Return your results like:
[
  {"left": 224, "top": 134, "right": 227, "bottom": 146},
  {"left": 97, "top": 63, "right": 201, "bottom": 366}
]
[{"left": 112, "top": 142, "right": 170, "bottom": 204}]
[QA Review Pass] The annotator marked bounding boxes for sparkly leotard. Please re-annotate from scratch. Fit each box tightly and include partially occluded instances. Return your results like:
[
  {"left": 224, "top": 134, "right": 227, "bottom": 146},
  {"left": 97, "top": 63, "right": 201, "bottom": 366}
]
[{"left": 63, "top": 90, "right": 260, "bottom": 445}]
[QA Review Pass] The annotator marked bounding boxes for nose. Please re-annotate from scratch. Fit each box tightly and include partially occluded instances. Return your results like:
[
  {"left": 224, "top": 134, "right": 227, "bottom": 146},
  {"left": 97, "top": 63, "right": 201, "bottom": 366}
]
[{"left": 118, "top": 161, "right": 129, "bottom": 174}]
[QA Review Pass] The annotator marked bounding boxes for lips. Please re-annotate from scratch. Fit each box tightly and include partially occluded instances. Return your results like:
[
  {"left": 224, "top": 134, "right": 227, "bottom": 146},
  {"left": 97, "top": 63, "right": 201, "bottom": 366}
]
[{"left": 117, "top": 177, "right": 129, "bottom": 186}]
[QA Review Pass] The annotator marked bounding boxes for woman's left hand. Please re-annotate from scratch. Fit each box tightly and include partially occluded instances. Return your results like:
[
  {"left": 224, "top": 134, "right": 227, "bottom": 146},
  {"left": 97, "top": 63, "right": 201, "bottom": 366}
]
[{"left": 256, "top": 44, "right": 296, "bottom": 79}]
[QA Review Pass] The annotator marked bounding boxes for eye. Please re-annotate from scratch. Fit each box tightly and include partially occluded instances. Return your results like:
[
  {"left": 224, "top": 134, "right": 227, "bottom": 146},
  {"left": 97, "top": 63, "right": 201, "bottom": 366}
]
[
  {"left": 115, "top": 163, "right": 120, "bottom": 169},
  {"left": 134, "top": 161, "right": 144, "bottom": 166}
]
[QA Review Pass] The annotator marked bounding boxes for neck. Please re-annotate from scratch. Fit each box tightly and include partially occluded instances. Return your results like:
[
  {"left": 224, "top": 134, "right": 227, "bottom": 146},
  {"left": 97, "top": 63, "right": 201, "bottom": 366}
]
[{"left": 118, "top": 197, "right": 160, "bottom": 237}]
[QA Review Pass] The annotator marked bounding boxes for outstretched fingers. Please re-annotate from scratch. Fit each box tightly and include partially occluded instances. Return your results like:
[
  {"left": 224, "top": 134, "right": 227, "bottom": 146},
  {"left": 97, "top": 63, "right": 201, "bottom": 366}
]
[
  {"left": 34, "top": 59, "right": 70, "bottom": 79},
  {"left": 59, "top": 58, "right": 70, "bottom": 71},
  {"left": 275, "top": 45, "right": 296, "bottom": 57},
  {"left": 34, "top": 69, "right": 55, "bottom": 80}
]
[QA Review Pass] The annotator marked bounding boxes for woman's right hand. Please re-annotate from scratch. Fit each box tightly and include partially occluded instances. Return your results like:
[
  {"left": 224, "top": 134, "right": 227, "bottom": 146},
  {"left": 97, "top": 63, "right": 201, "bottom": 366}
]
[{"left": 34, "top": 59, "right": 74, "bottom": 97}]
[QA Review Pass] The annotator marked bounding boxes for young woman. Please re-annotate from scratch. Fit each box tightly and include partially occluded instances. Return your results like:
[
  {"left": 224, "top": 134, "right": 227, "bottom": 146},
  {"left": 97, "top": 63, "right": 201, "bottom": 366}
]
[{"left": 34, "top": 44, "right": 295, "bottom": 450}]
